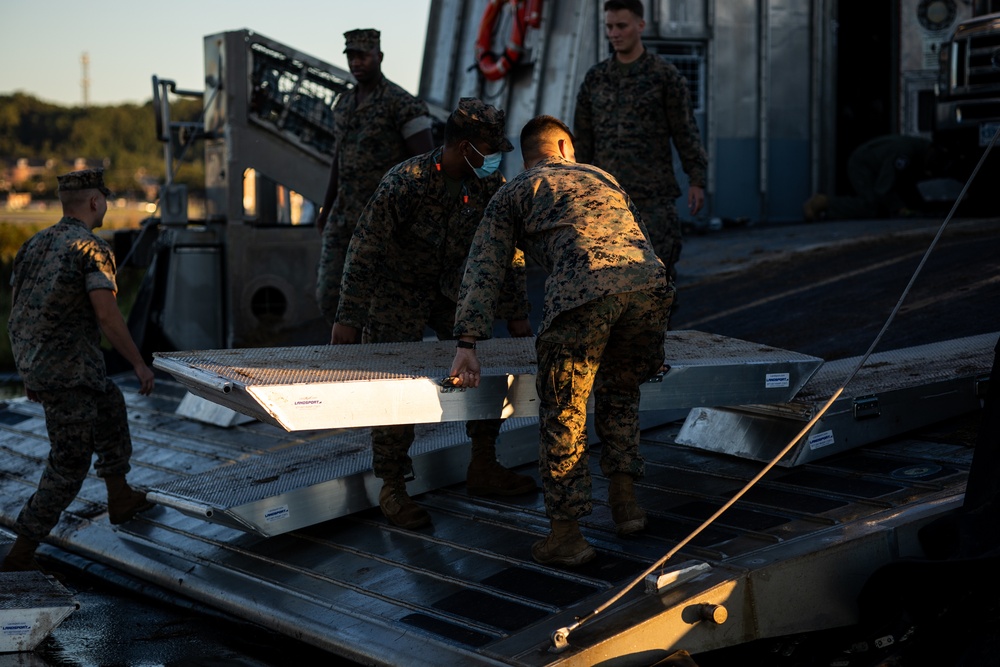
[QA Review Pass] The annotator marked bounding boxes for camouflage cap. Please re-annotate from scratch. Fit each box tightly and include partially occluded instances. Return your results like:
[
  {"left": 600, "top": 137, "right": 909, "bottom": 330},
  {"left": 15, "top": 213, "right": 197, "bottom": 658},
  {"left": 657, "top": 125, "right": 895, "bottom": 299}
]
[
  {"left": 57, "top": 168, "right": 111, "bottom": 196},
  {"left": 343, "top": 28, "right": 380, "bottom": 53},
  {"left": 451, "top": 97, "right": 514, "bottom": 152}
]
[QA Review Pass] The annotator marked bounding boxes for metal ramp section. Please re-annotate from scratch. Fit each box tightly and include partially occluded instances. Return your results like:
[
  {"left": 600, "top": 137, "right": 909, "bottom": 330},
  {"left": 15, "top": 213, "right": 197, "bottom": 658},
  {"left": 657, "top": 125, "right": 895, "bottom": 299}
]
[
  {"left": 146, "top": 418, "right": 539, "bottom": 537},
  {"left": 0, "top": 571, "right": 78, "bottom": 653},
  {"left": 152, "top": 331, "right": 824, "bottom": 432},
  {"left": 146, "top": 331, "right": 819, "bottom": 536},
  {"left": 677, "top": 332, "right": 996, "bottom": 466}
]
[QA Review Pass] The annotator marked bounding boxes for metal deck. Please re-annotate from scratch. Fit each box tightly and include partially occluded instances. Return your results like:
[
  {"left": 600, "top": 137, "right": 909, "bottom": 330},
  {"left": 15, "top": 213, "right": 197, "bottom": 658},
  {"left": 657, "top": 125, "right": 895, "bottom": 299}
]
[
  {"left": 152, "top": 331, "right": 824, "bottom": 431},
  {"left": 676, "top": 332, "right": 995, "bottom": 466},
  {"left": 0, "top": 366, "right": 977, "bottom": 665}
]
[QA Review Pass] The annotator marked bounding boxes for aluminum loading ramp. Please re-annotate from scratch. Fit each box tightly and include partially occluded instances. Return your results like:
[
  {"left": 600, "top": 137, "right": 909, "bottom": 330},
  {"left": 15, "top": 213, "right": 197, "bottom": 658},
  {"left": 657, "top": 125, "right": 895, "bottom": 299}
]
[
  {"left": 0, "top": 376, "right": 978, "bottom": 665},
  {"left": 677, "top": 332, "right": 996, "bottom": 466},
  {"left": 146, "top": 332, "right": 821, "bottom": 536},
  {"left": 152, "top": 331, "right": 824, "bottom": 431}
]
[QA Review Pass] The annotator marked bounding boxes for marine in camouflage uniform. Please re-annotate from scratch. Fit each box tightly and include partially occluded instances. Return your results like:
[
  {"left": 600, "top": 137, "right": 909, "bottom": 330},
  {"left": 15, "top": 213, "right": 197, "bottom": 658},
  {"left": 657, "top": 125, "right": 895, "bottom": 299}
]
[
  {"left": 451, "top": 115, "right": 672, "bottom": 566},
  {"left": 2, "top": 169, "right": 155, "bottom": 573},
  {"left": 332, "top": 98, "right": 536, "bottom": 529},
  {"left": 315, "top": 28, "right": 435, "bottom": 323},
  {"left": 573, "top": 0, "right": 707, "bottom": 282}
]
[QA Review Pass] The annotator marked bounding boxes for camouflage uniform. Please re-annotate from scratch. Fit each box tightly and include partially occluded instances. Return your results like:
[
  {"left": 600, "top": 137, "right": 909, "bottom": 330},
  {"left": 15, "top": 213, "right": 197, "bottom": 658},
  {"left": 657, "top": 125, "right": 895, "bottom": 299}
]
[
  {"left": 454, "top": 157, "right": 672, "bottom": 520},
  {"left": 315, "top": 74, "right": 433, "bottom": 322},
  {"left": 337, "top": 148, "right": 530, "bottom": 481},
  {"left": 574, "top": 49, "right": 708, "bottom": 278},
  {"left": 8, "top": 216, "right": 136, "bottom": 541}
]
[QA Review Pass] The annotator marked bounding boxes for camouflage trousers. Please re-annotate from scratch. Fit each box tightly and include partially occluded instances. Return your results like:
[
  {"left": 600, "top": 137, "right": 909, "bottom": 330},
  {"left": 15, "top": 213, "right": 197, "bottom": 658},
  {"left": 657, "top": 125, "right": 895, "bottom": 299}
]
[
  {"left": 363, "top": 286, "right": 502, "bottom": 480},
  {"left": 15, "top": 379, "right": 134, "bottom": 542},
  {"left": 315, "top": 215, "right": 353, "bottom": 325},
  {"left": 535, "top": 286, "right": 672, "bottom": 521},
  {"left": 638, "top": 197, "right": 683, "bottom": 283}
]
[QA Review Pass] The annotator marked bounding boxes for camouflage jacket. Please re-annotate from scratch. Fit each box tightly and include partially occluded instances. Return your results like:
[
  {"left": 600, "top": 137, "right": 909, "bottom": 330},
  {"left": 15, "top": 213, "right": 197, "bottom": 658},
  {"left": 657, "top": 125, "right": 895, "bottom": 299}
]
[
  {"left": 336, "top": 148, "right": 530, "bottom": 328},
  {"left": 332, "top": 76, "right": 432, "bottom": 226},
  {"left": 573, "top": 49, "right": 708, "bottom": 203},
  {"left": 8, "top": 216, "right": 116, "bottom": 391},
  {"left": 454, "top": 157, "right": 667, "bottom": 338}
]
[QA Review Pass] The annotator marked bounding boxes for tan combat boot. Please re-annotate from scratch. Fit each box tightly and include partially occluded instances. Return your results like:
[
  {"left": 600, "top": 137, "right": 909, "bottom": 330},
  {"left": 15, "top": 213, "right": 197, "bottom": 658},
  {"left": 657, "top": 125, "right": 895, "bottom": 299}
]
[
  {"left": 378, "top": 479, "right": 431, "bottom": 529},
  {"left": 466, "top": 436, "right": 537, "bottom": 497},
  {"left": 609, "top": 472, "right": 647, "bottom": 536},
  {"left": 466, "top": 458, "right": 537, "bottom": 497},
  {"left": 531, "top": 519, "right": 596, "bottom": 566},
  {"left": 105, "top": 475, "right": 155, "bottom": 525},
  {"left": 0, "top": 536, "right": 41, "bottom": 572}
]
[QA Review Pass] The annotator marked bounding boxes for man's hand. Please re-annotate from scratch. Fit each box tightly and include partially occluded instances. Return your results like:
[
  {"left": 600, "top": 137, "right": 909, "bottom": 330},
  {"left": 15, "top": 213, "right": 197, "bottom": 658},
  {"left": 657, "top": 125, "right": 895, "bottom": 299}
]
[
  {"left": 134, "top": 364, "right": 155, "bottom": 396},
  {"left": 331, "top": 322, "right": 360, "bottom": 345},
  {"left": 688, "top": 185, "right": 705, "bottom": 216},
  {"left": 449, "top": 347, "right": 482, "bottom": 388},
  {"left": 315, "top": 209, "right": 329, "bottom": 233},
  {"left": 506, "top": 318, "right": 533, "bottom": 338}
]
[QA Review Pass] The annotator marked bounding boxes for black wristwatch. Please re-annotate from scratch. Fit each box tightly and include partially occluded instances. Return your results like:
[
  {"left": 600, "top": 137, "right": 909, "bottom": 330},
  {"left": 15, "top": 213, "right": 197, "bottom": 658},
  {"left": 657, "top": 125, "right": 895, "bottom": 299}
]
[{"left": 456, "top": 340, "right": 476, "bottom": 350}]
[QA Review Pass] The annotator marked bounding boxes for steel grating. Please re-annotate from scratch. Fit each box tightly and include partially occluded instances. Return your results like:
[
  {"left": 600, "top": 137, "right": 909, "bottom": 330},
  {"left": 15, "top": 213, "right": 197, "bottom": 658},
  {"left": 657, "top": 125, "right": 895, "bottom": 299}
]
[
  {"left": 153, "top": 331, "right": 825, "bottom": 432},
  {"left": 677, "top": 332, "right": 997, "bottom": 466}
]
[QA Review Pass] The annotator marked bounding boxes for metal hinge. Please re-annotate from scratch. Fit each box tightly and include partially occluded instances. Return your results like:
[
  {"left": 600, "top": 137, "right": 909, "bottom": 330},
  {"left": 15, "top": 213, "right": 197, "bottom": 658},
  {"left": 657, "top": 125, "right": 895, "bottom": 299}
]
[{"left": 853, "top": 395, "right": 880, "bottom": 420}]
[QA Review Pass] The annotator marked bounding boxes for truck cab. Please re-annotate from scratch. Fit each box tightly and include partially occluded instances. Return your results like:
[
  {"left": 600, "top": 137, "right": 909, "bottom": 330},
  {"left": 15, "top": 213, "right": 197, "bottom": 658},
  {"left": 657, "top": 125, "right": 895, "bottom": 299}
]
[{"left": 933, "top": 11, "right": 1000, "bottom": 203}]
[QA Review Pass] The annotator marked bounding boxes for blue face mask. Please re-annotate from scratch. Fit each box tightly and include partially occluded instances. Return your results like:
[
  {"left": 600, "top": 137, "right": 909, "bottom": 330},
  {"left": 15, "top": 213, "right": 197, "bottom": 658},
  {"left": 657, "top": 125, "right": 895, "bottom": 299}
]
[{"left": 466, "top": 142, "right": 502, "bottom": 178}]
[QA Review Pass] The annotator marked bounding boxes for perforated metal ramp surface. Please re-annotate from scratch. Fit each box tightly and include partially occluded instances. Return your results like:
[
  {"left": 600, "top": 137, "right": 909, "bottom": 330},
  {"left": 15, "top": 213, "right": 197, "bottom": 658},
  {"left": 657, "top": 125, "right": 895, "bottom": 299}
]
[
  {"left": 677, "top": 332, "right": 996, "bottom": 466},
  {"left": 153, "top": 331, "right": 824, "bottom": 431}
]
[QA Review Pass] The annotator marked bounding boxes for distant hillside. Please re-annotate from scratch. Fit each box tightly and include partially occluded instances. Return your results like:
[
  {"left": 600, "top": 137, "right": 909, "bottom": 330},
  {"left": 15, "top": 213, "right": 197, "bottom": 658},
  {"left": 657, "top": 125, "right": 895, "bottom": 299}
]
[{"left": 0, "top": 93, "right": 204, "bottom": 197}]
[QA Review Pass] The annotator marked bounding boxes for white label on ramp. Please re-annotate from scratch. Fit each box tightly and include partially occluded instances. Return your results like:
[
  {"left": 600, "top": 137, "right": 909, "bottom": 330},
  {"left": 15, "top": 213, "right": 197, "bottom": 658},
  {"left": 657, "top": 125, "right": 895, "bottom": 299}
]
[
  {"left": 765, "top": 373, "right": 790, "bottom": 389},
  {"left": 3, "top": 622, "right": 31, "bottom": 636},
  {"left": 808, "top": 430, "right": 835, "bottom": 450},
  {"left": 264, "top": 505, "right": 289, "bottom": 523}
]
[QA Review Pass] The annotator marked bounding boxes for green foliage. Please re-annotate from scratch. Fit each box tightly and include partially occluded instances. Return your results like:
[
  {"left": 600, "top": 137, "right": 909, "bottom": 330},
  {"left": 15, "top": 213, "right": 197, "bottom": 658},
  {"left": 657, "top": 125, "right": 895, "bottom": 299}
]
[{"left": 0, "top": 93, "right": 205, "bottom": 197}]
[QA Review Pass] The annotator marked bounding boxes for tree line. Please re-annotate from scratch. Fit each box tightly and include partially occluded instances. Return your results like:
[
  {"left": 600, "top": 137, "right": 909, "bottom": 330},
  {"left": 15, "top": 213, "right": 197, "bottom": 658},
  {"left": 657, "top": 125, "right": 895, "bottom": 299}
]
[{"left": 0, "top": 92, "right": 205, "bottom": 198}]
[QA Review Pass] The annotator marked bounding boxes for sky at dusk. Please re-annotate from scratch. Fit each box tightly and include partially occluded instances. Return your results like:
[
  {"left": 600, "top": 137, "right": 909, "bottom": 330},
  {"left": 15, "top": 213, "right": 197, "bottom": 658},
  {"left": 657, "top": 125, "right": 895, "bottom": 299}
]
[{"left": 0, "top": 1, "right": 432, "bottom": 107}]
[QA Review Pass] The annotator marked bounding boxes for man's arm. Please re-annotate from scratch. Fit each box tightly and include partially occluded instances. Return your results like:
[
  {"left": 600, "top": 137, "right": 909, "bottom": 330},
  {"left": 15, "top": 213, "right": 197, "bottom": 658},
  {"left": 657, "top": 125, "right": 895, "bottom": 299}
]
[
  {"left": 663, "top": 67, "right": 708, "bottom": 212},
  {"left": 493, "top": 247, "right": 531, "bottom": 329},
  {"left": 454, "top": 191, "right": 519, "bottom": 340},
  {"left": 89, "top": 289, "right": 155, "bottom": 396},
  {"left": 450, "top": 196, "right": 518, "bottom": 387},
  {"left": 316, "top": 144, "right": 340, "bottom": 232},
  {"left": 573, "top": 77, "right": 596, "bottom": 165}
]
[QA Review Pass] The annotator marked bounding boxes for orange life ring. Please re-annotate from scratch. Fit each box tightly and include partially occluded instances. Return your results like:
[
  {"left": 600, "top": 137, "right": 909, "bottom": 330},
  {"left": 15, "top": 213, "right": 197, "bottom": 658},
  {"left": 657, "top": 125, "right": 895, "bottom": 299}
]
[{"left": 475, "top": 0, "right": 543, "bottom": 81}]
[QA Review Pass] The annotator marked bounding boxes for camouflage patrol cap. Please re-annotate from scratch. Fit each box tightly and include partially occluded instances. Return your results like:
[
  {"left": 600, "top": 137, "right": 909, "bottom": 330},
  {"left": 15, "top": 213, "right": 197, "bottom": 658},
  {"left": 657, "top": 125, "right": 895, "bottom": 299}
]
[
  {"left": 451, "top": 97, "right": 514, "bottom": 152},
  {"left": 57, "top": 168, "right": 111, "bottom": 196},
  {"left": 343, "top": 28, "right": 380, "bottom": 53}
]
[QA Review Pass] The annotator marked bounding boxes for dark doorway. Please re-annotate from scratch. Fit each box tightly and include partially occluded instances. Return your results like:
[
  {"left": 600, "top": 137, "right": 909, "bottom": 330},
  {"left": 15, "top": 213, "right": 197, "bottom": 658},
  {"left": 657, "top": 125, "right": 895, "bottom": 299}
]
[{"left": 834, "top": 0, "right": 898, "bottom": 194}]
